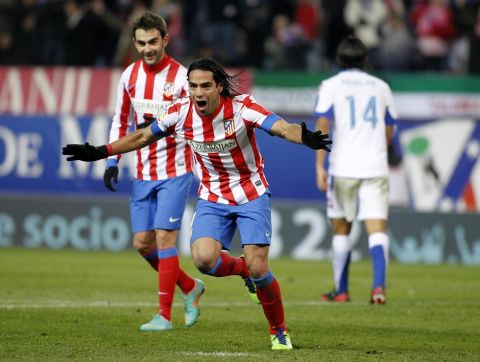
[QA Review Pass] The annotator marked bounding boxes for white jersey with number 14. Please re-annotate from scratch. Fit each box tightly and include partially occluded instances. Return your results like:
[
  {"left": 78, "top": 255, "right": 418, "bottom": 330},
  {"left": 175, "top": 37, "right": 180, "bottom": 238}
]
[{"left": 314, "top": 69, "right": 397, "bottom": 178}]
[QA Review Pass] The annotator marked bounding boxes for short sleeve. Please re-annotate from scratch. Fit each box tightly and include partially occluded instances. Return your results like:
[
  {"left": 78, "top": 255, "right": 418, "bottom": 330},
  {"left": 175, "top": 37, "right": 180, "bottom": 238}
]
[{"left": 313, "top": 82, "right": 334, "bottom": 119}]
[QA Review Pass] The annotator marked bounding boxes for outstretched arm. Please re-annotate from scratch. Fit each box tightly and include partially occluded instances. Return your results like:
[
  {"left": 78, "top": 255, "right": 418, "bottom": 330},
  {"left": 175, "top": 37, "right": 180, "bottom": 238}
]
[
  {"left": 62, "top": 126, "right": 161, "bottom": 162},
  {"left": 270, "top": 119, "right": 331, "bottom": 151},
  {"left": 109, "top": 126, "right": 158, "bottom": 155}
]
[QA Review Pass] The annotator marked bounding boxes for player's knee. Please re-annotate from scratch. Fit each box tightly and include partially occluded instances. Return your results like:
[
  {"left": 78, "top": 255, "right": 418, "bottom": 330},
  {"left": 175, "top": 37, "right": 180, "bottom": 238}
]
[
  {"left": 243, "top": 246, "right": 269, "bottom": 278},
  {"left": 190, "top": 237, "right": 220, "bottom": 273},
  {"left": 155, "top": 229, "right": 177, "bottom": 249},
  {"left": 245, "top": 256, "right": 269, "bottom": 279},
  {"left": 331, "top": 220, "right": 351, "bottom": 234},
  {"left": 132, "top": 232, "right": 155, "bottom": 253},
  {"left": 132, "top": 239, "right": 150, "bottom": 253},
  {"left": 191, "top": 249, "right": 218, "bottom": 274},
  {"left": 365, "top": 219, "right": 387, "bottom": 234}
]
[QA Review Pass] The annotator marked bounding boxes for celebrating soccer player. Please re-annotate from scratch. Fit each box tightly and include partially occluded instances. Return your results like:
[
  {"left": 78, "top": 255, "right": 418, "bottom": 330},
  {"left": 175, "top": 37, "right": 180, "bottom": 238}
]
[{"left": 63, "top": 57, "right": 331, "bottom": 350}]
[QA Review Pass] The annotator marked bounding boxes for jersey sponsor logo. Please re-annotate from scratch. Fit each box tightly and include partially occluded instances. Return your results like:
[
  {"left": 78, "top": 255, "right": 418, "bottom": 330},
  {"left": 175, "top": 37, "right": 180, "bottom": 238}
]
[
  {"left": 163, "top": 82, "right": 174, "bottom": 98},
  {"left": 131, "top": 98, "right": 170, "bottom": 116},
  {"left": 186, "top": 138, "right": 238, "bottom": 153},
  {"left": 224, "top": 119, "right": 235, "bottom": 136}
]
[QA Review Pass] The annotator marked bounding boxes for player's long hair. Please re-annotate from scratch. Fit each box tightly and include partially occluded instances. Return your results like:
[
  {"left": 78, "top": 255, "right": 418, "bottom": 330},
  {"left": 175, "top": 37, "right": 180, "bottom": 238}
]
[
  {"left": 187, "top": 58, "right": 242, "bottom": 97},
  {"left": 336, "top": 35, "right": 368, "bottom": 69}
]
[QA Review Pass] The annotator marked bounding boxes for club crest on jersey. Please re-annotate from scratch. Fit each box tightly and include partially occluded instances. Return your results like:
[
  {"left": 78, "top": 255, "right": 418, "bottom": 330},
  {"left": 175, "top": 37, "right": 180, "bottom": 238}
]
[
  {"left": 224, "top": 119, "right": 235, "bottom": 136},
  {"left": 163, "top": 82, "right": 174, "bottom": 98}
]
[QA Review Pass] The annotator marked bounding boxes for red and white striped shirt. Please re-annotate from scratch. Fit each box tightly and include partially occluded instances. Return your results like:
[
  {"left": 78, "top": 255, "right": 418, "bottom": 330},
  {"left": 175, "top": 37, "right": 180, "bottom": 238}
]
[
  {"left": 108, "top": 55, "right": 192, "bottom": 180},
  {"left": 153, "top": 95, "right": 280, "bottom": 205}
]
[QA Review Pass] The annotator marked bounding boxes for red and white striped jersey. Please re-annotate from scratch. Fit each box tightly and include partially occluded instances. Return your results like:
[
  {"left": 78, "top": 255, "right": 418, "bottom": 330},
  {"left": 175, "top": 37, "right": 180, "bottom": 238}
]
[
  {"left": 154, "top": 95, "right": 279, "bottom": 205},
  {"left": 107, "top": 55, "right": 192, "bottom": 180}
]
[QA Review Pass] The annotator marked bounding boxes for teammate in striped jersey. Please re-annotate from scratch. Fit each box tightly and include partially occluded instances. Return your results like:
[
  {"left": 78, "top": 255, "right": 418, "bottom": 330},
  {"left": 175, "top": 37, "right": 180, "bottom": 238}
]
[
  {"left": 63, "top": 57, "right": 331, "bottom": 350},
  {"left": 313, "top": 35, "right": 397, "bottom": 305},
  {"left": 103, "top": 12, "right": 203, "bottom": 332}
]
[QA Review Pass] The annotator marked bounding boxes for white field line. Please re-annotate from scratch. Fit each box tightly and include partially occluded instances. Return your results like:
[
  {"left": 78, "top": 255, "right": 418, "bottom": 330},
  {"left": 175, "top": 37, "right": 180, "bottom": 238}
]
[
  {"left": 180, "top": 351, "right": 252, "bottom": 357},
  {"left": 1, "top": 299, "right": 479, "bottom": 310}
]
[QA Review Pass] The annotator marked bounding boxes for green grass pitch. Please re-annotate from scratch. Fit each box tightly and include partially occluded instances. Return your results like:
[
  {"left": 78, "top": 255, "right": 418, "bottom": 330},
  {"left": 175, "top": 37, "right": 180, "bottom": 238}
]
[{"left": 1, "top": 248, "right": 479, "bottom": 361}]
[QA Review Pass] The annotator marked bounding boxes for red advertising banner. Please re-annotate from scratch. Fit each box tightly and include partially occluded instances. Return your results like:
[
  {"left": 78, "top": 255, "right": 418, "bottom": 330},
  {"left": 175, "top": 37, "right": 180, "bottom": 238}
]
[
  {"left": 0, "top": 67, "right": 121, "bottom": 115},
  {"left": 0, "top": 67, "right": 252, "bottom": 115}
]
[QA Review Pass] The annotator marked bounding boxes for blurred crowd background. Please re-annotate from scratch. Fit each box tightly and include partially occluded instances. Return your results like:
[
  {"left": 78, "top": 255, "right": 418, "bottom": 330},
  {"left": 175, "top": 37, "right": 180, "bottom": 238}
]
[{"left": 0, "top": 0, "right": 479, "bottom": 73}]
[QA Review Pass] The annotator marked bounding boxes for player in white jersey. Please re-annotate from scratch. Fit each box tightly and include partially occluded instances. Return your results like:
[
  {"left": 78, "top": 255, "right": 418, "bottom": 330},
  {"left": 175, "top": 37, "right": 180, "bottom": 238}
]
[
  {"left": 314, "top": 35, "right": 397, "bottom": 304},
  {"left": 62, "top": 57, "right": 331, "bottom": 350},
  {"left": 103, "top": 12, "right": 203, "bottom": 332}
]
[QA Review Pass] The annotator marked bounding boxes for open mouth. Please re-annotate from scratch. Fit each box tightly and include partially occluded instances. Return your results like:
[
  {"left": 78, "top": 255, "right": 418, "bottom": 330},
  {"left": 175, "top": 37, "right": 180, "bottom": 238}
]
[{"left": 196, "top": 100, "right": 207, "bottom": 108}]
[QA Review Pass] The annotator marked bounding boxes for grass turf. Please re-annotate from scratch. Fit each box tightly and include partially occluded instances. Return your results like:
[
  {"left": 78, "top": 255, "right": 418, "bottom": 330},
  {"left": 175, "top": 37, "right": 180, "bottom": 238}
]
[{"left": 1, "top": 247, "right": 479, "bottom": 361}]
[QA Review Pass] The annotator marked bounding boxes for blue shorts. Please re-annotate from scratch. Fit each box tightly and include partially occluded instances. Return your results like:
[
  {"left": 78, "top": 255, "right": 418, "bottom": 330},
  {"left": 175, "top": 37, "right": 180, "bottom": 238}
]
[
  {"left": 190, "top": 192, "right": 272, "bottom": 250},
  {"left": 130, "top": 173, "right": 193, "bottom": 233}
]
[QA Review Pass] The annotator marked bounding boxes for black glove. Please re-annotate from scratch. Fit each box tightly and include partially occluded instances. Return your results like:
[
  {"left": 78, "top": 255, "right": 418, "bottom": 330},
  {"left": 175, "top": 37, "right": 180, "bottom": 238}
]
[
  {"left": 62, "top": 142, "right": 109, "bottom": 162},
  {"left": 103, "top": 166, "right": 119, "bottom": 192},
  {"left": 301, "top": 122, "right": 332, "bottom": 151}
]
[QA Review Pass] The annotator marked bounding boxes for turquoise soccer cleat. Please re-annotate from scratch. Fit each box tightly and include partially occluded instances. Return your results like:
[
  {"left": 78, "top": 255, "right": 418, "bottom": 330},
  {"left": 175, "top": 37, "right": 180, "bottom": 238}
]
[
  {"left": 139, "top": 314, "right": 172, "bottom": 332},
  {"left": 182, "top": 278, "right": 205, "bottom": 327},
  {"left": 270, "top": 329, "right": 293, "bottom": 350}
]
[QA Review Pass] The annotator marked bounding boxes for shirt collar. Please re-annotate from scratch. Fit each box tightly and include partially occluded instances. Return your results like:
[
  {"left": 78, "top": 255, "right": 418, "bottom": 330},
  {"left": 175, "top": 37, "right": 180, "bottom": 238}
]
[{"left": 142, "top": 54, "right": 170, "bottom": 73}]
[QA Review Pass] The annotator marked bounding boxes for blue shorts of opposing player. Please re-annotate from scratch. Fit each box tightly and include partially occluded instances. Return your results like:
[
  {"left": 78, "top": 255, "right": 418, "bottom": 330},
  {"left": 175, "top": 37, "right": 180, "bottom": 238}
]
[
  {"left": 191, "top": 192, "right": 272, "bottom": 248},
  {"left": 130, "top": 173, "right": 193, "bottom": 233}
]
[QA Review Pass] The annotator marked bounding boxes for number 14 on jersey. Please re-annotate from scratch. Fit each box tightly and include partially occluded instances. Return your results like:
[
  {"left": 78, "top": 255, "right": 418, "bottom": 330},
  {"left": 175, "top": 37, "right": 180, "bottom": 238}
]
[{"left": 346, "top": 95, "right": 378, "bottom": 129}]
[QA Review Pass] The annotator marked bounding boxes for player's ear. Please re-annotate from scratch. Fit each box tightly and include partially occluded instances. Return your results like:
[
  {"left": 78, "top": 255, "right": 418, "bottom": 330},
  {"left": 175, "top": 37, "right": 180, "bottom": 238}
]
[
  {"left": 163, "top": 33, "right": 170, "bottom": 47},
  {"left": 132, "top": 28, "right": 138, "bottom": 46}
]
